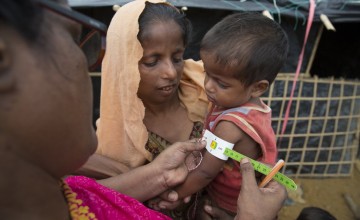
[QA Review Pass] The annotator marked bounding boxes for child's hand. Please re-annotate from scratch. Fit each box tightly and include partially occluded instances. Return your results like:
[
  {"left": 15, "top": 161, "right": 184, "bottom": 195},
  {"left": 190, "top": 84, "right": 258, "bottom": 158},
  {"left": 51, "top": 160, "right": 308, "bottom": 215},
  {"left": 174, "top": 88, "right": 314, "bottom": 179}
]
[
  {"left": 147, "top": 190, "right": 192, "bottom": 210},
  {"left": 203, "top": 204, "right": 233, "bottom": 220},
  {"left": 146, "top": 197, "right": 161, "bottom": 210}
]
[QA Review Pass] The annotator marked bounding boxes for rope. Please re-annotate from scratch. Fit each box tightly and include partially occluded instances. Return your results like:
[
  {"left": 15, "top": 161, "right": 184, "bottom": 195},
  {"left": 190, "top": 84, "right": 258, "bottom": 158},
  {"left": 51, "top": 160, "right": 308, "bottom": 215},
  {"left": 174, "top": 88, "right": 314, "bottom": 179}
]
[{"left": 279, "top": 0, "right": 316, "bottom": 140}]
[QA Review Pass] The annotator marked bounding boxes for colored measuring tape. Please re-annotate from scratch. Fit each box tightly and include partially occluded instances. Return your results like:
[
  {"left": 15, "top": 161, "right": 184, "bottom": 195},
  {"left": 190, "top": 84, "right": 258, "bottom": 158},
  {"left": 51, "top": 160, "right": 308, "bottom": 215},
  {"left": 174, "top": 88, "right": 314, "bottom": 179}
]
[{"left": 224, "top": 148, "right": 297, "bottom": 190}]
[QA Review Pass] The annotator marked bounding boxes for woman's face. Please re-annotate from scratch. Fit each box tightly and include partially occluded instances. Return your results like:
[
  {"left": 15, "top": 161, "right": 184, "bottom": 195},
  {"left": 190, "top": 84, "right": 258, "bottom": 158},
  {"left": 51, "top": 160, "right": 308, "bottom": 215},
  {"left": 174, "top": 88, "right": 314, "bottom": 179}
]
[
  {"left": 0, "top": 3, "right": 97, "bottom": 177},
  {"left": 137, "top": 20, "right": 185, "bottom": 105}
]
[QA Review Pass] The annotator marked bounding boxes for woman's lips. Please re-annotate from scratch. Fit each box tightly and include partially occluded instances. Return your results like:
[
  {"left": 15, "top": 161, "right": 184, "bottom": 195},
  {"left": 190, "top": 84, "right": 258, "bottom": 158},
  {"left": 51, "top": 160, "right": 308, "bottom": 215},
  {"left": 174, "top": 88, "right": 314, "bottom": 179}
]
[
  {"left": 158, "top": 84, "right": 176, "bottom": 95},
  {"left": 159, "top": 85, "right": 174, "bottom": 91}
]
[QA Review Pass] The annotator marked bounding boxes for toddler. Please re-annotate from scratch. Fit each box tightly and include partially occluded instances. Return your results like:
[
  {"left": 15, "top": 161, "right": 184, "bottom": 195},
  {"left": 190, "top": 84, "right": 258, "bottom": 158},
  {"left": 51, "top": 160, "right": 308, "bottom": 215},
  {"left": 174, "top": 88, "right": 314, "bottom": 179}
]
[{"left": 175, "top": 12, "right": 289, "bottom": 218}]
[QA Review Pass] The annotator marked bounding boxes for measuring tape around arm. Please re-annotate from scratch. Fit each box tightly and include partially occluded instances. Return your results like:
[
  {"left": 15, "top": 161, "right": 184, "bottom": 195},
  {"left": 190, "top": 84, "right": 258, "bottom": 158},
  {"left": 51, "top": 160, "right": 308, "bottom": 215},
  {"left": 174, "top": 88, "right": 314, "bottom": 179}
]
[
  {"left": 224, "top": 148, "right": 297, "bottom": 191},
  {"left": 202, "top": 129, "right": 297, "bottom": 190}
]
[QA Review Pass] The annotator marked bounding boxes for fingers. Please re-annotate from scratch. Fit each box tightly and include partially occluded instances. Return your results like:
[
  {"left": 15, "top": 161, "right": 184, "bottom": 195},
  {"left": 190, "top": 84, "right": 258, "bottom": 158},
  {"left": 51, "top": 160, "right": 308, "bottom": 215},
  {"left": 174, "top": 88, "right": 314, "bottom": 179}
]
[
  {"left": 203, "top": 204, "right": 233, "bottom": 220},
  {"left": 239, "top": 158, "right": 257, "bottom": 190},
  {"left": 179, "top": 140, "right": 206, "bottom": 153},
  {"left": 203, "top": 205, "right": 216, "bottom": 217},
  {"left": 260, "top": 180, "right": 288, "bottom": 200},
  {"left": 158, "top": 190, "right": 178, "bottom": 201},
  {"left": 156, "top": 194, "right": 191, "bottom": 210},
  {"left": 183, "top": 195, "right": 191, "bottom": 203},
  {"left": 155, "top": 190, "right": 186, "bottom": 210},
  {"left": 147, "top": 197, "right": 161, "bottom": 210},
  {"left": 158, "top": 199, "right": 183, "bottom": 210}
]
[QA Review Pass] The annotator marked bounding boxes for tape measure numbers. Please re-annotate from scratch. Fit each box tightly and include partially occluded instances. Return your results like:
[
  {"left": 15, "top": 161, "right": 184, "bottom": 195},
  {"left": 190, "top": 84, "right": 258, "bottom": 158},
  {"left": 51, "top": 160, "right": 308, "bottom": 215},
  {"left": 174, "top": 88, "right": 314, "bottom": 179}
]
[{"left": 224, "top": 148, "right": 297, "bottom": 190}]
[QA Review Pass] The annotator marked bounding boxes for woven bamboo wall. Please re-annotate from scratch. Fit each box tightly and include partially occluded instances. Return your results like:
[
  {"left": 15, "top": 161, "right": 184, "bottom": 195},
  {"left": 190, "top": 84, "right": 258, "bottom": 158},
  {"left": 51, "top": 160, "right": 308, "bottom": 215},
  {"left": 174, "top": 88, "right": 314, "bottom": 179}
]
[{"left": 263, "top": 73, "right": 360, "bottom": 177}]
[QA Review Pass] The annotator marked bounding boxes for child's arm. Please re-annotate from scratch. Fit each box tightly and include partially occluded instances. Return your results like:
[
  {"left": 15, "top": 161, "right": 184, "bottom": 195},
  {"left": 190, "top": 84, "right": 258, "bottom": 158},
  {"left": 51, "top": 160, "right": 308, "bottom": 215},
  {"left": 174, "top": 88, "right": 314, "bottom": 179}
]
[{"left": 175, "top": 120, "right": 262, "bottom": 199}]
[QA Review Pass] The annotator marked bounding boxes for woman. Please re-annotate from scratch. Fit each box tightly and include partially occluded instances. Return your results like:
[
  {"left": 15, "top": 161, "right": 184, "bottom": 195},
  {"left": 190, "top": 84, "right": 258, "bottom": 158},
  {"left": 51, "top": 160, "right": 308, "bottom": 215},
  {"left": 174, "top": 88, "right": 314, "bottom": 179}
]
[
  {"left": 79, "top": 1, "right": 285, "bottom": 219},
  {"left": 79, "top": 1, "right": 209, "bottom": 217},
  {"left": 80, "top": 0, "right": 209, "bottom": 178},
  {"left": 0, "top": 0, "right": 286, "bottom": 219}
]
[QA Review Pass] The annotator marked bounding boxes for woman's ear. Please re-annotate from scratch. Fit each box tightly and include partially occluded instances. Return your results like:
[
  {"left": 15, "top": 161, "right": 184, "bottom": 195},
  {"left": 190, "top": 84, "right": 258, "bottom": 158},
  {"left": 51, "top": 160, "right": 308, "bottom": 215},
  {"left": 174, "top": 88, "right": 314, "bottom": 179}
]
[
  {"left": 251, "top": 80, "right": 269, "bottom": 98},
  {"left": 0, "top": 37, "right": 15, "bottom": 92}
]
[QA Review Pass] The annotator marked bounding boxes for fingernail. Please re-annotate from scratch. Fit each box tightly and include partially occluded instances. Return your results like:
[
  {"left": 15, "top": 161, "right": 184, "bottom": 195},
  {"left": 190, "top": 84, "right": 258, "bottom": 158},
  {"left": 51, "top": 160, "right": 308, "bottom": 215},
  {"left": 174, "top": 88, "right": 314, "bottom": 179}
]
[
  {"left": 204, "top": 205, "right": 212, "bottom": 212},
  {"left": 159, "top": 204, "right": 166, "bottom": 209},
  {"left": 241, "top": 158, "right": 249, "bottom": 164},
  {"left": 184, "top": 196, "right": 191, "bottom": 203},
  {"left": 201, "top": 140, "right": 206, "bottom": 145},
  {"left": 168, "top": 191, "right": 177, "bottom": 201}
]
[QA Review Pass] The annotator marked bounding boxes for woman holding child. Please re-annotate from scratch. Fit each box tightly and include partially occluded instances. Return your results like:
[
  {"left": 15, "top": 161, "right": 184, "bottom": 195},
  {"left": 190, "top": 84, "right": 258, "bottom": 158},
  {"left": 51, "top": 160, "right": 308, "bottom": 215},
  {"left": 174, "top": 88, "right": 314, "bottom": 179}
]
[
  {"left": 93, "top": 0, "right": 209, "bottom": 172},
  {"left": 78, "top": 1, "right": 210, "bottom": 217},
  {"left": 82, "top": 0, "right": 289, "bottom": 219}
]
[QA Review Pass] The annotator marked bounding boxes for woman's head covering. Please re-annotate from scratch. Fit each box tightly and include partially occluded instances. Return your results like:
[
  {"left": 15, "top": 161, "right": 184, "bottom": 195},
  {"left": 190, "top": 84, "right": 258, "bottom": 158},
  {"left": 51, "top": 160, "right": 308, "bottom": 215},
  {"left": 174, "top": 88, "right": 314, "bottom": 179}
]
[{"left": 96, "top": 0, "right": 208, "bottom": 173}]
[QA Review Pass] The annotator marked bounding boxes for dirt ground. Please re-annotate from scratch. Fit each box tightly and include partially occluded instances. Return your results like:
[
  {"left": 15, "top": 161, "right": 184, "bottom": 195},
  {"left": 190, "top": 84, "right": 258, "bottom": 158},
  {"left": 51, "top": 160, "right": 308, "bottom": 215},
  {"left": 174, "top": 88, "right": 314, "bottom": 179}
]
[{"left": 278, "top": 159, "right": 360, "bottom": 220}]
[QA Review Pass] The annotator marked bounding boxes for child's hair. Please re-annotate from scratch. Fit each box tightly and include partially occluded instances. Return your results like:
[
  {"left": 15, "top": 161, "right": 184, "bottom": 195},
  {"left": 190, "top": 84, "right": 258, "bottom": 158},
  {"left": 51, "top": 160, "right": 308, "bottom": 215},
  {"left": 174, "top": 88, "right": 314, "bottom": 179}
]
[
  {"left": 138, "top": 2, "right": 192, "bottom": 47},
  {"left": 296, "top": 207, "right": 337, "bottom": 220},
  {"left": 200, "top": 12, "right": 289, "bottom": 87}
]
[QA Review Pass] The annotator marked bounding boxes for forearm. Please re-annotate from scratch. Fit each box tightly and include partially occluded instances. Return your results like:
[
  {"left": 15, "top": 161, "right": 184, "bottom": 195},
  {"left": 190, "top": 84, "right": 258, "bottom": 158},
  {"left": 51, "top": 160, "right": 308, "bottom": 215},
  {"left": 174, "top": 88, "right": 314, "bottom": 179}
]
[
  {"left": 175, "top": 168, "right": 214, "bottom": 199},
  {"left": 175, "top": 150, "right": 224, "bottom": 198},
  {"left": 98, "top": 162, "right": 166, "bottom": 202},
  {"left": 75, "top": 154, "right": 131, "bottom": 179}
]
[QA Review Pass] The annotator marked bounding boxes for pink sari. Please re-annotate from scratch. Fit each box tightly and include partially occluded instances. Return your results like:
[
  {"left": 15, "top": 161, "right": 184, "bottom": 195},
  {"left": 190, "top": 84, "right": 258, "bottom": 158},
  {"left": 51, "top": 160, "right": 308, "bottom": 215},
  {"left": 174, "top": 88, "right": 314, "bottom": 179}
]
[{"left": 64, "top": 176, "right": 171, "bottom": 220}]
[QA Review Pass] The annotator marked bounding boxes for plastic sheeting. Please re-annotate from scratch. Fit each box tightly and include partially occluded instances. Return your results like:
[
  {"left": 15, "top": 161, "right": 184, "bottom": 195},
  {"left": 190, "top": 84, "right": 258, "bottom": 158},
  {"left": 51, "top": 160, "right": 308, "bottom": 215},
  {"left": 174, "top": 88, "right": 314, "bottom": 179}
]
[{"left": 69, "top": 0, "right": 360, "bottom": 23}]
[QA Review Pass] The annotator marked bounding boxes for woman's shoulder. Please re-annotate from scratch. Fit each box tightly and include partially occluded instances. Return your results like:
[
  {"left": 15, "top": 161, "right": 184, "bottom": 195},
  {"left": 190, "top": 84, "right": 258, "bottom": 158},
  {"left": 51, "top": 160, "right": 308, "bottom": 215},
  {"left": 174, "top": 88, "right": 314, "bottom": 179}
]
[{"left": 183, "top": 59, "right": 204, "bottom": 78}]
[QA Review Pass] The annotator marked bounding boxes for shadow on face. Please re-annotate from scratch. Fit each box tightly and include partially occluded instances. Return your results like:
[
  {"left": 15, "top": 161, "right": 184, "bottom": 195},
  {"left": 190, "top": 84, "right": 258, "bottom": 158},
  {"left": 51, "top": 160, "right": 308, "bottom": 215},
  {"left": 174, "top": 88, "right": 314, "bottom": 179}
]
[{"left": 0, "top": 0, "right": 97, "bottom": 178}]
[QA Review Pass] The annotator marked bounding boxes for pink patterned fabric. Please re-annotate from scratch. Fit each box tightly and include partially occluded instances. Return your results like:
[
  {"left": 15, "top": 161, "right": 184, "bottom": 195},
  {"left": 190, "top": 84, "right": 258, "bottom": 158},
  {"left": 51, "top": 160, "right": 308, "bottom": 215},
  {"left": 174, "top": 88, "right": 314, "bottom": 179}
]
[{"left": 65, "top": 176, "right": 171, "bottom": 220}]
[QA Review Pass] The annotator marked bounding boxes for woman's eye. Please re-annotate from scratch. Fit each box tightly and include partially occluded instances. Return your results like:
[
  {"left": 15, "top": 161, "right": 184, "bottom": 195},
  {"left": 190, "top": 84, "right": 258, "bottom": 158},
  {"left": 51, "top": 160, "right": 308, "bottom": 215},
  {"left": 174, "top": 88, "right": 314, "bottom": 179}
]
[
  {"left": 173, "top": 57, "right": 183, "bottom": 63},
  {"left": 143, "top": 61, "right": 157, "bottom": 67}
]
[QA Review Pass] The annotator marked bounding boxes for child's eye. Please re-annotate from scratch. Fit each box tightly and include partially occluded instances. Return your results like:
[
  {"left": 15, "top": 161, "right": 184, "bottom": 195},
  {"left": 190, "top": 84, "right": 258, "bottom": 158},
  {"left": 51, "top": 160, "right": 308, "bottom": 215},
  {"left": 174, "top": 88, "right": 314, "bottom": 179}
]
[{"left": 217, "top": 81, "right": 229, "bottom": 89}]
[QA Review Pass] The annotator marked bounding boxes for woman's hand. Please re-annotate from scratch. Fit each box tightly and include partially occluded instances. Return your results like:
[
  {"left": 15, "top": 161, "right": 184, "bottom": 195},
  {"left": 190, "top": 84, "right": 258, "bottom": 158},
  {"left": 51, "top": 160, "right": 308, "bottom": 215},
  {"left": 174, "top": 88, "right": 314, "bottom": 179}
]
[
  {"left": 152, "top": 140, "right": 206, "bottom": 189},
  {"left": 235, "top": 158, "right": 287, "bottom": 220},
  {"left": 203, "top": 158, "right": 287, "bottom": 220},
  {"left": 94, "top": 140, "right": 205, "bottom": 202}
]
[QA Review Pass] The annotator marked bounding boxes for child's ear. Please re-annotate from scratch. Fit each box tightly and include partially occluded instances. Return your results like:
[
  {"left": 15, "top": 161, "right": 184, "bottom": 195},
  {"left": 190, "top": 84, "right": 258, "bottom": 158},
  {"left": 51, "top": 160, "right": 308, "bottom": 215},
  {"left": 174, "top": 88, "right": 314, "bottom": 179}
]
[
  {"left": 0, "top": 37, "right": 15, "bottom": 92},
  {"left": 251, "top": 80, "right": 269, "bottom": 98}
]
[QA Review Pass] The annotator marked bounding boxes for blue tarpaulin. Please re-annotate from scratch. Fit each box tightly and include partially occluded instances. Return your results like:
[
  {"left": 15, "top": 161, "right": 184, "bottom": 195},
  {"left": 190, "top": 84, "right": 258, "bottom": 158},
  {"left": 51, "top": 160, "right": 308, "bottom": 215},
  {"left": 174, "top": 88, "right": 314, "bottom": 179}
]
[{"left": 69, "top": 0, "right": 360, "bottom": 23}]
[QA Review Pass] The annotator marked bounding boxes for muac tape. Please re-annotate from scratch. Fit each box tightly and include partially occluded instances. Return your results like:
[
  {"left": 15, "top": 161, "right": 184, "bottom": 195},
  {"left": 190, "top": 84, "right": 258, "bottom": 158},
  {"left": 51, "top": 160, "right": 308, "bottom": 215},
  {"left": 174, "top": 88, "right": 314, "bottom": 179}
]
[{"left": 202, "top": 129, "right": 297, "bottom": 190}]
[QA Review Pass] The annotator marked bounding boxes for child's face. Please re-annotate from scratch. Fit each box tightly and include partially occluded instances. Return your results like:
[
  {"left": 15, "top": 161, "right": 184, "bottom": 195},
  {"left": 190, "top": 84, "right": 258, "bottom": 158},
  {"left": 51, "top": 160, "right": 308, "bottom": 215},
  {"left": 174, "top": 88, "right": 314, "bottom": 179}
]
[{"left": 201, "top": 51, "right": 254, "bottom": 109}]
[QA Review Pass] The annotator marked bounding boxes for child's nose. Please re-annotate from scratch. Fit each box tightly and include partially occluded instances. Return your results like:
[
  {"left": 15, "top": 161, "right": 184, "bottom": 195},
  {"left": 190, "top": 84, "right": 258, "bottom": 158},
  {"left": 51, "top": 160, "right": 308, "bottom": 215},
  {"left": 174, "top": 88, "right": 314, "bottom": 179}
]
[{"left": 204, "top": 77, "right": 215, "bottom": 93}]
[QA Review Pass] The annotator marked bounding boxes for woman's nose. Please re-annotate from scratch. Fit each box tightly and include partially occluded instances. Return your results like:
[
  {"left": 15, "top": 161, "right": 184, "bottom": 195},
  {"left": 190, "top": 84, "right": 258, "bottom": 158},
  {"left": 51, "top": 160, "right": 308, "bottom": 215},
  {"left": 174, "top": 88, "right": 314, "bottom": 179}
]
[{"left": 161, "top": 60, "right": 177, "bottom": 79}]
